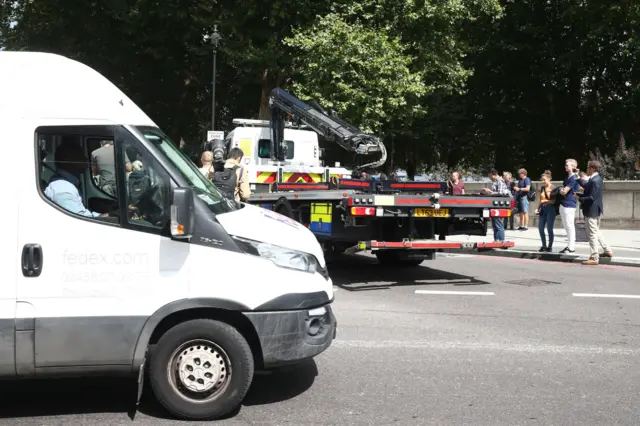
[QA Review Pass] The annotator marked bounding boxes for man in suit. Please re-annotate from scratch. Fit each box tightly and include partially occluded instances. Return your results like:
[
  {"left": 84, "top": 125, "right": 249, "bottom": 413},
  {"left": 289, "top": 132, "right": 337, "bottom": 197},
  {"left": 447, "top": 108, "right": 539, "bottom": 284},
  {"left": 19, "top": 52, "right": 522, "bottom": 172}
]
[{"left": 577, "top": 160, "right": 613, "bottom": 265}]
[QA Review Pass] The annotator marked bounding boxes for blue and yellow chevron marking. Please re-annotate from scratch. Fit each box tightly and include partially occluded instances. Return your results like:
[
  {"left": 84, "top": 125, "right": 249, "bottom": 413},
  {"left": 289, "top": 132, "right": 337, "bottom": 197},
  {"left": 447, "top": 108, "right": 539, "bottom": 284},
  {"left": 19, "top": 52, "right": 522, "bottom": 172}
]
[{"left": 309, "top": 202, "right": 332, "bottom": 236}]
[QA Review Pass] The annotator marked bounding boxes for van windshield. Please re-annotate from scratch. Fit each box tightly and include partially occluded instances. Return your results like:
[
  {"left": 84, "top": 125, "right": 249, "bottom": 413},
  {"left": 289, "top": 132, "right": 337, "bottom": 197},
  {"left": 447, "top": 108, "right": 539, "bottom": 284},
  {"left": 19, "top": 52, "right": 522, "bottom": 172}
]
[{"left": 133, "top": 126, "right": 236, "bottom": 214}]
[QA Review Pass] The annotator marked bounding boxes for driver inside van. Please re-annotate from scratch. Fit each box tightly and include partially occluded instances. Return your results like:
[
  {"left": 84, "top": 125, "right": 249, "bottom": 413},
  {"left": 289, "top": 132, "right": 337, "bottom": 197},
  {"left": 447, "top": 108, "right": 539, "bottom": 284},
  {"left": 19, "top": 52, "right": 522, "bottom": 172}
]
[{"left": 44, "top": 141, "right": 107, "bottom": 218}]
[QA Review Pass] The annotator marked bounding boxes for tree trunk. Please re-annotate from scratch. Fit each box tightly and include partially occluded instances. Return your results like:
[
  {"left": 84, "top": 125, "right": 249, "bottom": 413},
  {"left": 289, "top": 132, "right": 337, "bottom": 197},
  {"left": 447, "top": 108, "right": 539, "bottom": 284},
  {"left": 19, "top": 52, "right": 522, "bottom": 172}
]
[{"left": 259, "top": 69, "right": 286, "bottom": 119}]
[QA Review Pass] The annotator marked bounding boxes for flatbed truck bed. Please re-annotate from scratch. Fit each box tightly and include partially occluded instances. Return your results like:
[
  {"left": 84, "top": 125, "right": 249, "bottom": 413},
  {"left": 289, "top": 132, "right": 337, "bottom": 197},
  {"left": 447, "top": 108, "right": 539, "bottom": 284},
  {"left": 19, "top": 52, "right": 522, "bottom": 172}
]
[{"left": 247, "top": 178, "right": 515, "bottom": 266}]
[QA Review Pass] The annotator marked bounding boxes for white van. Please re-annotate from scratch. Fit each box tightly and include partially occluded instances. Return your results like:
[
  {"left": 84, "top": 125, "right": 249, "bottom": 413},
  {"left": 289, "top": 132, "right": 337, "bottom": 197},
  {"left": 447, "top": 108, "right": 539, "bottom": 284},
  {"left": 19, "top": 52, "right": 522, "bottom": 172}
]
[{"left": 0, "top": 52, "right": 336, "bottom": 420}]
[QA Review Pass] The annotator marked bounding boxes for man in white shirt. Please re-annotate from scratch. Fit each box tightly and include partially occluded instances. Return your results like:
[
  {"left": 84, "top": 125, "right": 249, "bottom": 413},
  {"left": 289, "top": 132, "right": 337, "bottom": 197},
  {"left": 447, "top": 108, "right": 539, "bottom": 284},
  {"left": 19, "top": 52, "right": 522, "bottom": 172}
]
[{"left": 45, "top": 143, "right": 106, "bottom": 218}]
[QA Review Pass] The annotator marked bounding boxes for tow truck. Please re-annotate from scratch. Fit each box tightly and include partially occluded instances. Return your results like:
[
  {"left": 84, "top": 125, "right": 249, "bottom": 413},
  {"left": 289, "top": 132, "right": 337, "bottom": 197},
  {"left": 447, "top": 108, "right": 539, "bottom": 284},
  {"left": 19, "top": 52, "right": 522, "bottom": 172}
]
[{"left": 245, "top": 88, "right": 515, "bottom": 266}]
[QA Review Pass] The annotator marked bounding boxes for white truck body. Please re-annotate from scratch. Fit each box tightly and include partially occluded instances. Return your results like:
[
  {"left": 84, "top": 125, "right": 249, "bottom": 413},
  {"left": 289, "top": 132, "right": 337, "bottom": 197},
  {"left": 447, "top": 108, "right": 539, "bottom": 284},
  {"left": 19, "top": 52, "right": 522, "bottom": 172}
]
[{"left": 224, "top": 119, "right": 351, "bottom": 186}]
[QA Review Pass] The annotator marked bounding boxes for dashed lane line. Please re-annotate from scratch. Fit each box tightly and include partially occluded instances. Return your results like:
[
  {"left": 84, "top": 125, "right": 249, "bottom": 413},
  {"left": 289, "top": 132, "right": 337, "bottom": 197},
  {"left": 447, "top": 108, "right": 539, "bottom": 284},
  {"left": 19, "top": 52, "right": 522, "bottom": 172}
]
[
  {"left": 415, "top": 290, "right": 495, "bottom": 296},
  {"left": 573, "top": 293, "right": 640, "bottom": 299},
  {"left": 332, "top": 339, "right": 639, "bottom": 355}
]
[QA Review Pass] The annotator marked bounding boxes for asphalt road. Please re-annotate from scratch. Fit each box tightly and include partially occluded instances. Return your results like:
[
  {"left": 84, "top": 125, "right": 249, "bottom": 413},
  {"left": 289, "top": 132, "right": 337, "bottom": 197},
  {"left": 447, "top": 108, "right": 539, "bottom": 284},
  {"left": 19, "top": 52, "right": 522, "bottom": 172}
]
[{"left": 1, "top": 253, "right": 639, "bottom": 425}]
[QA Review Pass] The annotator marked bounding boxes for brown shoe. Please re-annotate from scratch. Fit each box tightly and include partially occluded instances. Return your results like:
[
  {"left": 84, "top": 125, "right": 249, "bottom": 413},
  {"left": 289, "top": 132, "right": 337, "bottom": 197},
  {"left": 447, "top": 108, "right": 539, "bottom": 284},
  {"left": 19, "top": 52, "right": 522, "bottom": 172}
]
[
  {"left": 600, "top": 251, "right": 613, "bottom": 258},
  {"left": 582, "top": 258, "right": 599, "bottom": 265}
]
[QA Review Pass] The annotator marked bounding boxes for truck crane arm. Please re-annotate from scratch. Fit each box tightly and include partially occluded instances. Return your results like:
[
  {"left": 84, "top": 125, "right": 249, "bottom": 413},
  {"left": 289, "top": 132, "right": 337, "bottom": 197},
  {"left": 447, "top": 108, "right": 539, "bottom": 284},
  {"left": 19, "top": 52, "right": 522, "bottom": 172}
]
[{"left": 268, "top": 88, "right": 387, "bottom": 173}]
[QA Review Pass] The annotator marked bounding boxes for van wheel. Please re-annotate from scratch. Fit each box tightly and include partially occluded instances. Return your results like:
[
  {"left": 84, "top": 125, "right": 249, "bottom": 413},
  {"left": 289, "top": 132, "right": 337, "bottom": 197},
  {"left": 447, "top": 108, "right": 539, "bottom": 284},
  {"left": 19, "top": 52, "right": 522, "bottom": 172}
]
[{"left": 149, "top": 319, "right": 254, "bottom": 420}]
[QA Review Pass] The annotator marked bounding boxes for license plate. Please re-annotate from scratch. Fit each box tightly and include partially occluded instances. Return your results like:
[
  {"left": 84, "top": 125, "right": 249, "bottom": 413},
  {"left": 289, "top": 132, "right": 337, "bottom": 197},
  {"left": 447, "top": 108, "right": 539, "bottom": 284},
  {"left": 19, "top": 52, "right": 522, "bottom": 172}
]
[{"left": 414, "top": 208, "right": 449, "bottom": 218}]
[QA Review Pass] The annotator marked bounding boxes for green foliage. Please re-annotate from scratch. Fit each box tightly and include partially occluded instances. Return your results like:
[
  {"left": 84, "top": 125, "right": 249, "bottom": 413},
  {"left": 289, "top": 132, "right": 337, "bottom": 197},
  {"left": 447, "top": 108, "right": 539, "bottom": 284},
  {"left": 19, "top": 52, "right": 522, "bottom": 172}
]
[
  {"left": 589, "top": 134, "right": 640, "bottom": 180},
  {"left": 2, "top": 0, "right": 640, "bottom": 179},
  {"left": 284, "top": 13, "right": 427, "bottom": 133}
]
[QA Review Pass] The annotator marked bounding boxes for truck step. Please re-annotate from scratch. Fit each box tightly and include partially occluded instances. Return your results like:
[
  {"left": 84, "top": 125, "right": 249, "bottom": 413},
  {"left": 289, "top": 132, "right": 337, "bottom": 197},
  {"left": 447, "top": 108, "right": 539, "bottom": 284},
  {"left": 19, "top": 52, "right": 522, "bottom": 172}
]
[{"left": 346, "top": 240, "right": 515, "bottom": 254}]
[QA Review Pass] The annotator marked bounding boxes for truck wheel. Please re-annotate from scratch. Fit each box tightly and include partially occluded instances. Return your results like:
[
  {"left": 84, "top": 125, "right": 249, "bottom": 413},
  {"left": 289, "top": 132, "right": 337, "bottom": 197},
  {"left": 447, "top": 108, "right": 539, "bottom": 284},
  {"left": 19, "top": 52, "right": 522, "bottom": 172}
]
[
  {"left": 375, "top": 251, "right": 424, "bottom": 267},
  {"left": 149, "top": 319, "right": 254, "bottom": 420},
  {"left": 274, "top": 198, "right": 294, "bottom": 218}
]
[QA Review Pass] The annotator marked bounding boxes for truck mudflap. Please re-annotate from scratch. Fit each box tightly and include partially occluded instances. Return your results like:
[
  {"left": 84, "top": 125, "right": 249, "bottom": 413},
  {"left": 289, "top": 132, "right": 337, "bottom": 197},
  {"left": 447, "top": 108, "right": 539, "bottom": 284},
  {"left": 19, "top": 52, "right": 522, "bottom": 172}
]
[{"left": 346, "top": 239, "right": 514, "bottom": 254}]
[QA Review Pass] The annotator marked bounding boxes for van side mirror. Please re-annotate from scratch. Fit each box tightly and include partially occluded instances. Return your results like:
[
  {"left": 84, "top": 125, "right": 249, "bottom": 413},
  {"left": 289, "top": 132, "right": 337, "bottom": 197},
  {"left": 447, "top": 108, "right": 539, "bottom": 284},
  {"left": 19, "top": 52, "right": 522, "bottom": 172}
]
[{"left": 171, "top": 187, "right": 195, "bottom": 239}]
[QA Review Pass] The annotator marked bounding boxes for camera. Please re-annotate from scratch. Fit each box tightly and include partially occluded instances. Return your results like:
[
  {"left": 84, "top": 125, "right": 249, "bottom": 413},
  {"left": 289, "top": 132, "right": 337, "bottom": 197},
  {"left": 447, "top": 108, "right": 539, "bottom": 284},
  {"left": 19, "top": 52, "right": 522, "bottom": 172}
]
[{"left": 203, "top": 139, "right": 226, "bottom": 171}]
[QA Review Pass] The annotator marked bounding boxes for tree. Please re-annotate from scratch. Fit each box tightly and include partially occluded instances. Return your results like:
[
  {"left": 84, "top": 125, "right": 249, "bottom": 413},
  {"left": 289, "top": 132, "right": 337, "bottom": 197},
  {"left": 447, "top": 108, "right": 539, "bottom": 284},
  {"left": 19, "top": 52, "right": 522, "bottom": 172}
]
[
  {"left": 285, "top": 0, "right": 503, "bottom": 170},
  {"left": 589, "top": 133, "right": 640, "bottom": 180},
  {"left": 284, "top": 13, "right": 427, "bottom": 134}
]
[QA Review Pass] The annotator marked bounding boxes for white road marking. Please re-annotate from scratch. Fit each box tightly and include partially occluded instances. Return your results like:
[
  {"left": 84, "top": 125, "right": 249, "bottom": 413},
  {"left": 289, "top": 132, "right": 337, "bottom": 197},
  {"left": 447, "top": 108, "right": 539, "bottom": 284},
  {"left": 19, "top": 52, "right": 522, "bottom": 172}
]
[
  {"left": 415, "top": 290, "right": 495, "bottom": 296},
  {"left": 333, "top": 286, "right": 339, "bottom": 291},
  {"left": 573, "top": 293, "right": 640, "bottom": 299},
  {"left": 438, "top": 253, "right": 474, "bottom": 258},
  {"left": 332, "top": 340, "right": 638, "bottom": 355},
  {"left": 415, "top": 278, "right": 472, "bottom": 284}
]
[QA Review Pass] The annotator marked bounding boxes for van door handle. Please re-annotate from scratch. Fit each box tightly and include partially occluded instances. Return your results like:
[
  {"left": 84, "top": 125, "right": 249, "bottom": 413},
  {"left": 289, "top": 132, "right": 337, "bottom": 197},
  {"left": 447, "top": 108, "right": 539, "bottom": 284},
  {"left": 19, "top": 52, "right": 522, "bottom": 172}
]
[{"left": 21, "top": 244, "right": 43, "bottom": 277}]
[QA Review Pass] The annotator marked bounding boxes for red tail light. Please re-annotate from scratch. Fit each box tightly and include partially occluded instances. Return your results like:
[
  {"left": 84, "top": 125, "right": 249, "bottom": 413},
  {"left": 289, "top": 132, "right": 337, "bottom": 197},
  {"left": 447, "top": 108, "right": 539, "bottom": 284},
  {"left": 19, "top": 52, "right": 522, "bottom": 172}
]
[
  {"left": 510, "top": 199, "right": 515, "bottom": 208},
  {"left": 350, "top": 207, "right": 375, "bottom": 216},
  {"left": 490, "top": 209, "right": 511, "bottom": 217}
]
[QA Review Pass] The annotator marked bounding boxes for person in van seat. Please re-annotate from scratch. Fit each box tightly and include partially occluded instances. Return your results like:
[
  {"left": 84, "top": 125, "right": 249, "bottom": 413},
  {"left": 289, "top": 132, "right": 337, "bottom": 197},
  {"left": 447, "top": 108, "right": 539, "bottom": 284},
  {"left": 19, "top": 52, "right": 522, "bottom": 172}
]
[
  {"left": 213, "top": 147, "right": 251, "bottom": 202},
  {"left": 91, "top": 140, "right": 130, "bottom": 196},
  {"left": 45, "top": 142, "right": 106, "bottom": 218}
]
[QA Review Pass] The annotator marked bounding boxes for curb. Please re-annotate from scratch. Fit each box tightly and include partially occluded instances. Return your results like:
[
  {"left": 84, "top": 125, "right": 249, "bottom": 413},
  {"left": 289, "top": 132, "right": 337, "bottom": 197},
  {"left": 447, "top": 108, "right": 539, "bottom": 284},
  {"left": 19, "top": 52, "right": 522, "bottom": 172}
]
[{"left": 474, "top": 248, "right": 640, "bottom": 268}]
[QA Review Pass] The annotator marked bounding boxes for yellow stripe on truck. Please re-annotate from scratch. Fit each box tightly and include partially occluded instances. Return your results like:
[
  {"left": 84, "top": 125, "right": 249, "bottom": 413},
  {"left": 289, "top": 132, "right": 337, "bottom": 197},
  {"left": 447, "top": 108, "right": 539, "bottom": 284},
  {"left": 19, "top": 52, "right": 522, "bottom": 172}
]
[
  {"left": 239, "top": 138, "right": 253, "bottom": 159},
  {"left": 256, "top": 172, "right": 276, "bottom": 183}
]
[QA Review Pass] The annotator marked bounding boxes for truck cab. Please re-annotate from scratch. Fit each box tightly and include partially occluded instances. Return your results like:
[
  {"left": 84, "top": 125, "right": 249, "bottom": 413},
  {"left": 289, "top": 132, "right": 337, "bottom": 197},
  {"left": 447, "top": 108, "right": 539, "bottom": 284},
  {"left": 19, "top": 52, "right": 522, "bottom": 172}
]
[
  {"left": 0, "top": 51, "right": 336, "bottom": 421},
  {"left": 223, "top": 119, "right": 351, "bottom": 191},
  {"left": 225, "top": 118, "right": 323, "bottom": 168}
]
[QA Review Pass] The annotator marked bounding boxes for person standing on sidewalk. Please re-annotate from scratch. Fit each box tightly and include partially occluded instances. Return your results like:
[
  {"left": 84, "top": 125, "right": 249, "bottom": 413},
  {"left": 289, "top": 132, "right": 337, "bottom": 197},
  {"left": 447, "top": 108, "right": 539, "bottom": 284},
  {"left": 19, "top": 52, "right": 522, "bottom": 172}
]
[
  {"left": 578, "top": 160, "right": 613, "bottom": 265},
  {"left": 536, "top": 170, "right": 557, "bottom": 252},
  {"left": 558, "top": 158, "right": 580, "bottom": 254},
  {"left": 513, "top": 168, "right": 531, "bottom": 230},
  {"left": 481, "top": 169, "right": 511, "bottom": 242},
  {"left": 446, "top": 171, "right": 465, "bottom": 194},
  {"left": 502, "top": 171, "right": 516, "bottom": 230}
]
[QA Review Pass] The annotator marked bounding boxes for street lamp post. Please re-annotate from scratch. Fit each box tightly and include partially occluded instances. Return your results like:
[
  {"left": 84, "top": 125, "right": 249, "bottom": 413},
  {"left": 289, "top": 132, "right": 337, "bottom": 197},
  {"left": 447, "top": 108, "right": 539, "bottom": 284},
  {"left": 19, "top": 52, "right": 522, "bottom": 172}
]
[{"left": 210, "top": 25, "right": 222, "bottom": 131}]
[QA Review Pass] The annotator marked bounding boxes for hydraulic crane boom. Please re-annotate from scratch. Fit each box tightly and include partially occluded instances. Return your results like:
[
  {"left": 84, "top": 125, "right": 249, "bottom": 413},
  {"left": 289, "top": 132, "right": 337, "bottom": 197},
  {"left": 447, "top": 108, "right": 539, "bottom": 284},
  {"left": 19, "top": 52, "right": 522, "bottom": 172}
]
[{"left": 268, "top": 88, "right": 387, "bottom": 173}]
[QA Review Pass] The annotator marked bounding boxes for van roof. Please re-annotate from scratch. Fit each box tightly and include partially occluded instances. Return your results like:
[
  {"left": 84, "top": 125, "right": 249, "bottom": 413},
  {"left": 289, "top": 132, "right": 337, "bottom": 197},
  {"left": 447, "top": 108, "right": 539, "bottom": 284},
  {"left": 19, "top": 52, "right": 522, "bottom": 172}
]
[{"left": 0, "top": 51, "right": 156, "bottom": 126}]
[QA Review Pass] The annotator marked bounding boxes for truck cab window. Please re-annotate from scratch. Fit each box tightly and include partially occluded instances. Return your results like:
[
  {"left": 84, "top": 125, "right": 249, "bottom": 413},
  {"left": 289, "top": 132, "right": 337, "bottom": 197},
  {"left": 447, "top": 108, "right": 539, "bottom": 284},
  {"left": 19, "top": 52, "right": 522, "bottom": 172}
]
[
  {"left": 36, "top": 126, "right": 120, "bottom": 222},
  {"left": 258, "top": 139, "right": 295, "bottom": 159}
]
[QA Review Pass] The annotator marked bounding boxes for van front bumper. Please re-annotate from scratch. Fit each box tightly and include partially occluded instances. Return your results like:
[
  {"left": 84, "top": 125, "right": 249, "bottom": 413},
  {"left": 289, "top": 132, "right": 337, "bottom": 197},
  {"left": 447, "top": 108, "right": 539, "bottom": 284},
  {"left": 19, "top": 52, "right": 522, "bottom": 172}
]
[{"left": 244, "top": 303, "right": 336, "bottom": 368}]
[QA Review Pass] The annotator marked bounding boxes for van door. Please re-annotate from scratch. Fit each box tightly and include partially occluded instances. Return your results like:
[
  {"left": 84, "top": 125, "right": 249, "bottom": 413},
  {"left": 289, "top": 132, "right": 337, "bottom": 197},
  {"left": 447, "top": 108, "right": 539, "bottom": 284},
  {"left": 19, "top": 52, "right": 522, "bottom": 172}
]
[
  {"left": 0, "top": 169, "right": 17, "bottom": 376},
  {"left": 16, "top": 124, "right": 190, "bottom": 372}
]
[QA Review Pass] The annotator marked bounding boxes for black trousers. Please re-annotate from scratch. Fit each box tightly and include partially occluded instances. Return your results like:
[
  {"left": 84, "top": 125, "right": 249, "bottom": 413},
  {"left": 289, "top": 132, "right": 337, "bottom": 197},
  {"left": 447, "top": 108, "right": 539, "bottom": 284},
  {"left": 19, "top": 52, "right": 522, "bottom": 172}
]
[{"left": 503, "top": 215, "right": 514, "bottom": 230}]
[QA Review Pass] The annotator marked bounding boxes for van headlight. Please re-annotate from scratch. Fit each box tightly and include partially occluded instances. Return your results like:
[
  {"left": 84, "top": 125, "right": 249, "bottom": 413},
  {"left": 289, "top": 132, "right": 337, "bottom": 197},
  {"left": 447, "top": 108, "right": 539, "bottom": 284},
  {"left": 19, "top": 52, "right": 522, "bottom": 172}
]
[{"left": 233, "top": 236, "right": 321, "bottom": 274}]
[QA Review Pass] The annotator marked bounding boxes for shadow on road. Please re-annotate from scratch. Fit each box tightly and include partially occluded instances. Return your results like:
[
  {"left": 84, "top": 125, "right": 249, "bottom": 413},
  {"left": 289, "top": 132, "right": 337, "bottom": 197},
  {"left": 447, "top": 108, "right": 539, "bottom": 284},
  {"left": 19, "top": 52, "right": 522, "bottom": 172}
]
[
  {"left": 0, "top": 376, "right": 136, "bottom": 419},
  {"left": 328, "top": 254, "right": 490, "bottom": 291},
  {"left": 0, "top": 359, "right": 318, "bottom": 421}
]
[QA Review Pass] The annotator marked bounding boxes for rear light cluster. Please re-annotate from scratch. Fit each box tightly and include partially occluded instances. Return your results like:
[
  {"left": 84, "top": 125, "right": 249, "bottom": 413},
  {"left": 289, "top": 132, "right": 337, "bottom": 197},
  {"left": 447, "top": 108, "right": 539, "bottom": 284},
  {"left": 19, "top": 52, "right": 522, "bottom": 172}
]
[
  {"left": 489, "top": 209, "right": 511, "bottom": 217},
  {"left": 350, "top": 207, "right": 376, "bottom": 216}
]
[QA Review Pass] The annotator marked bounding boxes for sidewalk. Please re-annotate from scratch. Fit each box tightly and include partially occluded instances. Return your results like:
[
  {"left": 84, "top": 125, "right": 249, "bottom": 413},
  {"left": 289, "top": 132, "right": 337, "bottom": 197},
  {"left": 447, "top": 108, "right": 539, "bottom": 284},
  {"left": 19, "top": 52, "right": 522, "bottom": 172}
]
[{"left": 447, "top": 227, "right": 640, "bottom": 267}]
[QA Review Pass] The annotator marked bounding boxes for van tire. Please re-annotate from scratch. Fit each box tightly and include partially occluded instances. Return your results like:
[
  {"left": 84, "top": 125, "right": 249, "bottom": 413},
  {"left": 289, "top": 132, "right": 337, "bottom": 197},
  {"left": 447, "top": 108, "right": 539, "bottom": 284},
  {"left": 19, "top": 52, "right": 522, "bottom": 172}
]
[{"left": 149, "top": 319, "right": 254, "bottom": 420}]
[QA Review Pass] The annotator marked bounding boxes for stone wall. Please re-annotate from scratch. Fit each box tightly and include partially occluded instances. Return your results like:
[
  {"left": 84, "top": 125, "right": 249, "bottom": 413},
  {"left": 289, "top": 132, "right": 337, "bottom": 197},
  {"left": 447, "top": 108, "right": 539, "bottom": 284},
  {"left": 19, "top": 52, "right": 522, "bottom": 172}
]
[{"left": 462, "top": 180, "right": 640, "bottom": 229}]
